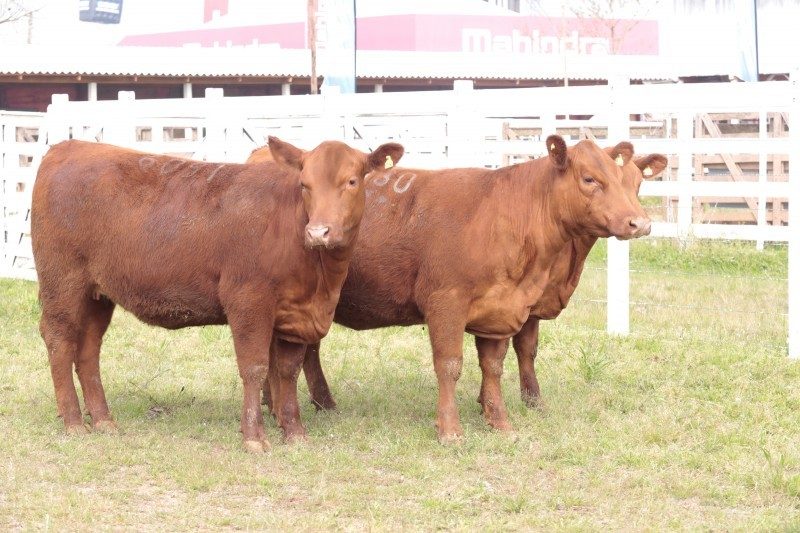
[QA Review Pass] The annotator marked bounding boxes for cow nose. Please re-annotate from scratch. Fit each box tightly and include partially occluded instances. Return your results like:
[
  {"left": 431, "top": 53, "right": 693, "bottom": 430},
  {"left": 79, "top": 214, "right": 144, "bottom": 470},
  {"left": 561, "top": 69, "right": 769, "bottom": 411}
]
[
  {"left": 305, "top": 225, "right": 330, "bottom": 246},
  {"left": 628, "top": 217, "right": 651, "bottom": 237}
]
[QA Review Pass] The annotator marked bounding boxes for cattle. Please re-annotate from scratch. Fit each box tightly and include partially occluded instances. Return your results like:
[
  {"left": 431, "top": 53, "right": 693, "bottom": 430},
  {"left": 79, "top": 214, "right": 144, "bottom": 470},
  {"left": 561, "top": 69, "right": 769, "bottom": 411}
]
[
  {"left": 253, "top": 135, "right": 651, "bottom": 443},
  {"left": 504, "top": 151, "right": 668, "bottom": 408},
  {"left": 31, "top": 136, "right": 404, "bottom": 452}
]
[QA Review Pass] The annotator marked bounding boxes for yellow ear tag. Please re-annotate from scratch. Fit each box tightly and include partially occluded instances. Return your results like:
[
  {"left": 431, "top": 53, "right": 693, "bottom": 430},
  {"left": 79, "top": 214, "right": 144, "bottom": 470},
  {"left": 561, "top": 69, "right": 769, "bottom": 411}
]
[
  {"left": 384, "top": 155, "right": 393, "bottom": 169},
  {"left": 550, "top": 143, "right": 556, "bottom": 151},
  {"left": 615, "top": 154, "right": 624, "bottom": 167},
  {"left": 643, "top": 166, "right": 653, "bottom": 177}
]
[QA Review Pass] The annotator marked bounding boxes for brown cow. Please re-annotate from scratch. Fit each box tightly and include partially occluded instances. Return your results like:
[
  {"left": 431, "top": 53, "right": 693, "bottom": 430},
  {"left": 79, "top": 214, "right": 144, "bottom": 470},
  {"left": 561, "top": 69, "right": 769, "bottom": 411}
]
[
  {"left": 295, "top": 149, "right": 667, "bottom": 418},
  {"left": 255, "top": 135, "right": 651, "bottom": 443},
  {"left": 31, "top": 137, "right": 403, "bottom": 452},
  {"left": 504, "top": 151, "right": 668, "bottom": 408}
]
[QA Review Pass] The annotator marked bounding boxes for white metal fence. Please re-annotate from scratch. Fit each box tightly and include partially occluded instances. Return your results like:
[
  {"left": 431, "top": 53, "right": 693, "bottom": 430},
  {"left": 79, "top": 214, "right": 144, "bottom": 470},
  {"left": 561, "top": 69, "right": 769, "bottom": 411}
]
[{"left": 2, "top": 74, "right": 798, "bottom": 355}]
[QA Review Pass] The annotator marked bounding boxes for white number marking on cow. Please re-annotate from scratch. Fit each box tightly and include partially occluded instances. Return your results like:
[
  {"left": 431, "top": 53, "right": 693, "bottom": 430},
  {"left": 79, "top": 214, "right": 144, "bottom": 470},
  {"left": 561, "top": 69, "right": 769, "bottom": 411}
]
[
  {"left": 370, "top": 170, "right": 416, "bottom": 195},
  {"left": 138, "top": 156, "right": 157, "bottom": 172},
  {"left": 206, "top": 164, "right": 227, "bottom": 182},
  {"left": 372, "top": 172, "right": 391, "bottom": 187},
  {"left": 160, "top": 159, "right": 187, "bottom": 175},
  {"left": 392, "top": 172, "right": 416, "bottom": 194}
]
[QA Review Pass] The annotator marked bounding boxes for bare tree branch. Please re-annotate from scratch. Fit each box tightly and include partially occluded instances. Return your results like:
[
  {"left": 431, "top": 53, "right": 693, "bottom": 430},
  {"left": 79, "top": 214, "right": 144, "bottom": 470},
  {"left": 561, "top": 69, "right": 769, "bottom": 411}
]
[{"left": 0, "top": 0, "right": 41, "bottom": 26}]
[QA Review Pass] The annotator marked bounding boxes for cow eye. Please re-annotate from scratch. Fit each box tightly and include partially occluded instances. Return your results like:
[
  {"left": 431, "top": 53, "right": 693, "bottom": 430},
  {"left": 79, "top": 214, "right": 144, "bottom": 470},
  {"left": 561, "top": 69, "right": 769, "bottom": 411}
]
[
  {"left": 300, "top": 182, "right": 309, "bottom": 191},
  {"left": 348, "top": 177, "right": 358, "bottom": 187},
  {"left": 583, "top": 176, "right": 595, "bottom": 184}
]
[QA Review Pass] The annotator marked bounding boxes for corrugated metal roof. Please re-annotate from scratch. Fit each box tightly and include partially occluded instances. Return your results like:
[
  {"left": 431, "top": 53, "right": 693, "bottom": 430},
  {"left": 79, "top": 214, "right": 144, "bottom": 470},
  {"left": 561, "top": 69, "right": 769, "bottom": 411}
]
[{"left": 0, "top": 45, "right": 747, "bottom": 82}]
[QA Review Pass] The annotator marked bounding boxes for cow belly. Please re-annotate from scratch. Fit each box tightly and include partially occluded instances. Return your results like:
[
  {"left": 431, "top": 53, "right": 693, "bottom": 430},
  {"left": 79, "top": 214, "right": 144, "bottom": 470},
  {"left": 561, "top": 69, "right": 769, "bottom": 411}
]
[
  {"left": 333, "top": 296, "right": 423, "bottom": 330},
  {"left": 101, "top": 283, "right": 225, "bottom": 329}
]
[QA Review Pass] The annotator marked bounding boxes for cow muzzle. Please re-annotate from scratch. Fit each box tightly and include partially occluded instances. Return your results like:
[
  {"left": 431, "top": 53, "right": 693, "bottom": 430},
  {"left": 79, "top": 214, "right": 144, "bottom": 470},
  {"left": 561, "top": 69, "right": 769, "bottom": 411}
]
[
  {"left": 615, "top": 216, "right": 651, "bottom": 240},
  {"left": 305, "top": 224, "right": 331, "bottom": 248}
]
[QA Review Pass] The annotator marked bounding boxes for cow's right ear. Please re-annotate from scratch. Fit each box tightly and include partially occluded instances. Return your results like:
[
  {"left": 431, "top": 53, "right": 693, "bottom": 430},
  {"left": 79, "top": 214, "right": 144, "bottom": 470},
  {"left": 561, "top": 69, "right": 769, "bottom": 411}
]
[
  {"left": 546, "top": 135, "right": 568, "bottom": 171},
  {"left": 268, "top": 136, "right": 305, "bottom": 170},
  {"left": 366, "top": 142, "right": 405, "bottom": 173}
]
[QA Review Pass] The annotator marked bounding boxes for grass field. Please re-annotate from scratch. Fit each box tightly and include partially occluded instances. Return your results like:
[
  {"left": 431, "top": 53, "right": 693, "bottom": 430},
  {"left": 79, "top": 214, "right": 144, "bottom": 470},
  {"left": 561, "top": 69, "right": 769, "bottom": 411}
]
[{"left": 1, "top": 238, "right": 798, "bottom": 530}]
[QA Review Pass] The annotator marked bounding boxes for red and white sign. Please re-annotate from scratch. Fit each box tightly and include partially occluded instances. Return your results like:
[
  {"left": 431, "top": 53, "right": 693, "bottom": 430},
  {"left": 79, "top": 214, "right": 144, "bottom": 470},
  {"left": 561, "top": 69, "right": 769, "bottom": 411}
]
[{"left": 120, "top": 14, "right": 658, "bottom": 56}]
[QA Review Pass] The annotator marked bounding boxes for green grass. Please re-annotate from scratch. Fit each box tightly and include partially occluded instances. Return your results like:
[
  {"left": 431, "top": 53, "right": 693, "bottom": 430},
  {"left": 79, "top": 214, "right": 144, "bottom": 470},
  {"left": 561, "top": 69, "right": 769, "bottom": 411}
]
[{"left": 1, "top": 239, "right": 799, "bottom": 530}]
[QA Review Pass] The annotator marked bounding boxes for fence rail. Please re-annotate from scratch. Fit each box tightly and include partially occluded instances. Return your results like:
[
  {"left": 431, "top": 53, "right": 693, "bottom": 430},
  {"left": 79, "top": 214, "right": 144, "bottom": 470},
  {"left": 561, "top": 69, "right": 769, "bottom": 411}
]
[{"left": 2, "top": 74, "right": 798, "bottom": 355}]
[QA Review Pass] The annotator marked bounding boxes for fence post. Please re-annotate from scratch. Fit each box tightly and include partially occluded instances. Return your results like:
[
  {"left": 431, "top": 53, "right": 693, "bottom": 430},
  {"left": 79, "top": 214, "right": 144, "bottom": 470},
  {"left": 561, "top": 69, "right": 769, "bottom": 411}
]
[
  {"left": 321, "top": 85, "right": 344, "bottom": 142},
  {"left": 606, "top": 75, "right": 631, "bottom": 335},
  {"left": 106, "top": 91, "right": 136, "bottom": 148},
  {"left": 204, "top": 88, "right": 225, "bottom": 161},
  {"left": 676, "top": 109, "right": 693, "bottom": 240},
  {"left": 45, "top": 94, "right": 70, "bottom": 145},
  {"left": 789, "top": 68, "right": 800, "bottom": 359},
  {"left": 757, "top": 109, "right": 768, "bottom": 251},
  {"left": 448, "top": 80, "right": 478, "bottom": 167},
  {"left": 1, "top": 113, "right": 7, "bottom": 274}
]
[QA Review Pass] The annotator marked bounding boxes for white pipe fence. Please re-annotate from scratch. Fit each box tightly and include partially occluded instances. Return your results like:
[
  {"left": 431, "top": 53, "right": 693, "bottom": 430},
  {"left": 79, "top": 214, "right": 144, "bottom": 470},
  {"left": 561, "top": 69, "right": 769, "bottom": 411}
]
[{"left": 1, "top": 74, "right": 798, "bottom": 355}]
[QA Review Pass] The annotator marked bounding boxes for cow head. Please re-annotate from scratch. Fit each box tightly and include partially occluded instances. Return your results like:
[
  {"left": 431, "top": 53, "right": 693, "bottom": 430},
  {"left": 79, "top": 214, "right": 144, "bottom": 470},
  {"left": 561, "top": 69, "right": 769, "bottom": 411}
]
[
  {"left": 547, "top": 135, "right": 651, "bottom": 240},
  {"left": 267, "top": 136, "right": 404, "bottom": 249},
  {"left": 602, "top": 147, "right": 669, "bottom": 238}
]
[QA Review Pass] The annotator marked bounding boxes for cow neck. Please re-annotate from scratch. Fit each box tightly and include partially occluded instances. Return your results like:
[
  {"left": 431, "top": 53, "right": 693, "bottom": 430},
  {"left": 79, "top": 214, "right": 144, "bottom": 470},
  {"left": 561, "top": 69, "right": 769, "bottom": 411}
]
[{"left": 503, "top": 158, "right": 573, "bottom": 260}]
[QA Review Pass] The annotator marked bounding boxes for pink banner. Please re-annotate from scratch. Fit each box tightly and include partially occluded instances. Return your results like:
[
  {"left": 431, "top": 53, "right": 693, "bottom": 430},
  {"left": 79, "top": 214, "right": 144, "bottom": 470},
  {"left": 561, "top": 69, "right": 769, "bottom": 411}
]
[{"left": 120, "top": 14, "right": 658, "bottom": 55}]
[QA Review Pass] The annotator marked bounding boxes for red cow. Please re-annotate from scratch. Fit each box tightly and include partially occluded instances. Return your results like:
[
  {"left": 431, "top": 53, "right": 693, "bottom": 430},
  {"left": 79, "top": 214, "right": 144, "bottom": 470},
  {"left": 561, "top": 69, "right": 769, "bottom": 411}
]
[
  {"left": 253, "top": 135, "right": 651, "bottom": 442},
  {"left": 31, "top": 137, "right": 403, "bottom": 451}
]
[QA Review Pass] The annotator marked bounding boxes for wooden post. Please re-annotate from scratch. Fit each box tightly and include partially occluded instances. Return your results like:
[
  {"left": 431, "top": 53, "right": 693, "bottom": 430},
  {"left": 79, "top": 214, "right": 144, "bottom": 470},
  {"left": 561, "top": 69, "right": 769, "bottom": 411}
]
[
  {"left": 788, "top": 68, "right": 800, "bottom": 359},
  {"left": 607, "top": 75, "right": 631, "bottom": 335},
  {"left": 307, "top": 0, "right": 318, "bottom": 95}
]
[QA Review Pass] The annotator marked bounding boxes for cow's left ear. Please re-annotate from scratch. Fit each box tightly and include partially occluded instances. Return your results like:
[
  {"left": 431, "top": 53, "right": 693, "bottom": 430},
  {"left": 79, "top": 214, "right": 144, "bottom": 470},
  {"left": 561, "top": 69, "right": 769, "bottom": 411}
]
[
  {"left": 367, "top": 142, "right": 405, "bottom": 173},
  {"left": 268, "top": 136, "right": 305, "bottom": 170},
  {"left": 634, "top": 154, "right": 668, "bottom": 178},
  {"left": 546, "top": 135, "right": 568, "bottom": 171},
  {"left": 609, "top": 141, "right": 634, "bottom": 168}
]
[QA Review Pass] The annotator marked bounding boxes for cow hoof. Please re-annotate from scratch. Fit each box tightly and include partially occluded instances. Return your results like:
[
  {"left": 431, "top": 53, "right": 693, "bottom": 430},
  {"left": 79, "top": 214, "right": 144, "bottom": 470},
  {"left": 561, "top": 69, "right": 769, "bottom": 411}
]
[
  {"left": 488, "top": 419, "right": 515, "bottom": 433},
  {"left": 282, "top": 427, "right": 308, "bottom": 444},
  {"left": 242, "top": 439, "right": 271, "bottom": 453},
  {"left": 311, "top": 398, "right": 337, "bottom": 411},
  {"left": 65, "top": 423, "right": 90, "bottom": 436},
  {"left": 523, "top": 396, "right": 546, "bottom": 412},
  {"left": 93, "top": 420, "right": 119, "bottom": 434},
  {"left": 437, "top": 432, "right": 464, "bottom": 446}
]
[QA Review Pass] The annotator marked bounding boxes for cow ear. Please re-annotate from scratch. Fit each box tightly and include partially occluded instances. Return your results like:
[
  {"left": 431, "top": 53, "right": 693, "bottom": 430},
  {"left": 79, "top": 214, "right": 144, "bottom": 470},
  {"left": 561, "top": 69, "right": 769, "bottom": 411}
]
[
  {"left": 367, "top": 142, "right": 405, "bottom": 173},
  {"left": 609, "top": 141, "right": 634, "bottom": 168},
  {"left": 268, "top": 136, "right": 305, "bottom": 170},
  {"left": 546, "top": 135, "right": 568, "bottom": 171},
  {"left": 635, "top": 154, "right": 668, "bottom": 178}
]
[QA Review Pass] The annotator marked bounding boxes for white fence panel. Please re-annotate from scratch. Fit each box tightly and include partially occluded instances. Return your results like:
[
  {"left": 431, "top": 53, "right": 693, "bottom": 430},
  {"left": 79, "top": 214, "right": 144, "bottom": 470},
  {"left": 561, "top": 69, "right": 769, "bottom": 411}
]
[{"left": 0, "top": 75, "right": 797, "bottom": 355}]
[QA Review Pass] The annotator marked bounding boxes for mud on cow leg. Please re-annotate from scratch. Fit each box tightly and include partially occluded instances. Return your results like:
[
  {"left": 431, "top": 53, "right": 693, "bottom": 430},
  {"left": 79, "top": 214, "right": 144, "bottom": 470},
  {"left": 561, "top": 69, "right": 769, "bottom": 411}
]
[
  {"left": 270, "top": 338, "right": 308, "bottom": 443},
  {"left": 512, "top": 319, "right": 542, "bottom": 408},
  {"left": 476, "top": 337, "right": 513, "bottom": 432},
  {"left": 39, "top": 289, "right": 94, "bottom": 435},
  {"left": 426, "top": 308, "right": 468, "bottom": 444},
  {"left": 74, "top": 298, "right": 117, "bottom": 433},
  {"left": 230, "top": 315, "right": 274, "bottom": 453}
]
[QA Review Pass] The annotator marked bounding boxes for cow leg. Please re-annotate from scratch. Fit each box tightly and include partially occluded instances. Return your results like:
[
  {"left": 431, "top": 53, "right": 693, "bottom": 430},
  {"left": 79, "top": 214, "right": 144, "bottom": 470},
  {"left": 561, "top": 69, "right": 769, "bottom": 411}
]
[
  {"left": 229, "top": 315, "right": 274, "bottom": 453},
  {"left": 303, "top": 342, "right": 337, "bottom": 410},
  {"left": 512, "top": 318, "right": 542, "bottom": 407},
  {"left": 270, "top": 338, "right": 308, "bottom": 442},
  {"left": 426, "top": 310, "right": 467, "bottom": 444},
  {"left": 475, "top": 337, "right": 513, "bottom": 432},
  {"left": 39, "top": 294, "right": 88, "bottom": 435},
  {"left": 74, "top": 298, "right": 117, "bottom": 433}
]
